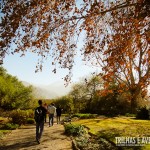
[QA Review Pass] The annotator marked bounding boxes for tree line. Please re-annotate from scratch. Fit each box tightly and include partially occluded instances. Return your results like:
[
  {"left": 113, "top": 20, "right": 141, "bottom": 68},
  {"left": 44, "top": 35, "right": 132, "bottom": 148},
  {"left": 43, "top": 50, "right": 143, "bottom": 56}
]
[
  {"left": 0, "top": 67, "right": 149, "bottom": 117},
  {"left": 0, "top": 0, "right": 149, "bottom": 114},
  {"left": 0, "top": 67, "right": 35, "bottom": 110},
  {"left": 54, "top": 74, "right": 150, "bottom": 116}
]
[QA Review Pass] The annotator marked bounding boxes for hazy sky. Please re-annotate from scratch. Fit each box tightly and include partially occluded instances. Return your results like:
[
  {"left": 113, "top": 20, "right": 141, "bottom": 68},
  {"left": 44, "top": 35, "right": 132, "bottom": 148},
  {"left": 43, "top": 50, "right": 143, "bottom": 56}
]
[
  {"left": 3, "top": 51, "right": 99, "bottom": 86},
  {"left": 2, "top": 12, "right": 100, "bottom": 87},
  {"left": 0, "top": 0, "right": 101, "bottom": 88}
]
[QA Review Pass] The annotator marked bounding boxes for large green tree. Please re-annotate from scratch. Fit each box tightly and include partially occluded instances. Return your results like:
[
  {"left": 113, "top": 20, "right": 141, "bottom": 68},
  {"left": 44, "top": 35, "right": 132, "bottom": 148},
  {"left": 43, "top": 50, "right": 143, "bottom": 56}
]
[
  {"left": 69, "top": 82, "right": 87, "bottom": 113},
  {"left": 54, "top": 95, "right": 74, "bottom": 113},
  {"left": 0, "top": 67, "right": 33, "bottom": 110}
]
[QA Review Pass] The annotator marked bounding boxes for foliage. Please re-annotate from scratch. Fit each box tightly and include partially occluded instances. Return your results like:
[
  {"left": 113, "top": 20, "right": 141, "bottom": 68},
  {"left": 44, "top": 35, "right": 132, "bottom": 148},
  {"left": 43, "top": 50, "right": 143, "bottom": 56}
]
[
  {"left": 72, "top": 117, "right": 150, "bottom": 149},
  {"left": 0, "top": 119, "right": 19, "bottom": 139},
  {"left": 10, "top": 109, "right": 29, "bottom": 125},
  {"left": 64, "top": 123, "right": 85, "bottom": 136},
  {"left": 0, "top": 67, "right": 34, "bottom": 110},
  {"left": 69, "top": 82, "right": 88, "bottom": 113},
  {"left": 69, "top": 75, "right": 104, "bottom": 113},
  {"left": 2, "top": 123, "right": 19, "bottom": 130},
  {"left": 92, "top": 92, "right": 131, "bottom": 116},
  {"left": 26, "top": 118, "right": 35, "bottom": 124},
  {"left": 0, "top": 0, "right": 149, "bottom": 112},
  {"left": 25, "top": 109, "right": 34, "bottom": 118},
  {"left": 125, "top": 113, "right": 136, "bottom": 117},
  {"left": 69, "top": 77, "right": 132, "bottom": 116},
  {"left": 136, "top": 106, "right": 149, "bottom": 120},
  {"left": 72, "top": 113, "right": 97, "bottom": 119},
  {"left": 54, "top": 96, "right": 74, "bottom": 113},
  {"left": 0, "top": 0, "right": 149, "bottom": 81}
]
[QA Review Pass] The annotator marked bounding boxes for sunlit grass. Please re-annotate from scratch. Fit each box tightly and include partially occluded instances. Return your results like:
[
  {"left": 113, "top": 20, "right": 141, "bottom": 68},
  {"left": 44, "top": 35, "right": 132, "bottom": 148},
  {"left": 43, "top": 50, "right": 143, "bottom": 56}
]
[{"left": 72, "top": 116, "right": 150, "bottom": 150}]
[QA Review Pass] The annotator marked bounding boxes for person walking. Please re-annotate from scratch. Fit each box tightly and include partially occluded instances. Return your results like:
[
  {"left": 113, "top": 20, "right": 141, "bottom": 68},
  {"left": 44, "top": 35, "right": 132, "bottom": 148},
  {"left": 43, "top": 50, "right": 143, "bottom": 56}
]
[
  {"left": 34, "top": 100, "right": 47, "bottom": 144},
  {"left": 56, "top": 105, "right": 62, "bottom": 124},
  {"left": 48, "top": 103, "right": 56, "bottom": 126},
  {"left": 43, "top": 103, "right": 48, "bottom": 123}
]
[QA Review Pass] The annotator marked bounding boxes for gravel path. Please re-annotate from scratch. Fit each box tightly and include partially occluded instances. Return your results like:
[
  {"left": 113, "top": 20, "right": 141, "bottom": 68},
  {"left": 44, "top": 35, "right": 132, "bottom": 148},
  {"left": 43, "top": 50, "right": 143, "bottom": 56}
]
[{"left": 0, "top": 123, "right": 73, "bottom": 150}]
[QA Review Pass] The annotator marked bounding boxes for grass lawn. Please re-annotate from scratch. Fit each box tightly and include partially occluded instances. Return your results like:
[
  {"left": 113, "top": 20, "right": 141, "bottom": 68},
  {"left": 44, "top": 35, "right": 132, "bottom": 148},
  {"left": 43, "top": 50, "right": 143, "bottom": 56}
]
[{"left": 72, "top": 116, "right": 150, "bottom": 150}]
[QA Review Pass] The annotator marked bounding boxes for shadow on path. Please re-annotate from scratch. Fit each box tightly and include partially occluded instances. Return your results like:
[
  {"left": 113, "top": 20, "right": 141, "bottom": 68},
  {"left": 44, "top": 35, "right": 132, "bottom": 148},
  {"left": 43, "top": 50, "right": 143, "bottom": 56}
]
[
  {"left": 0, "top": 141, "right": 38, "bottom": 150},
  {"left": 0, "top": 124, "right": 73, "bottom": 150}
]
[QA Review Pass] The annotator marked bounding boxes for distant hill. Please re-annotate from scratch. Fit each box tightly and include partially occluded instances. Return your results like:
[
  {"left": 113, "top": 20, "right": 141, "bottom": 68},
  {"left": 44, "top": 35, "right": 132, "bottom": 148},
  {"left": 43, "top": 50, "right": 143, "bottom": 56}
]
[
  {"left": 21, "top": 81, "right": 31, "bottom": 87},
  {"left": 21, "top": 81, "right": 72, "bottom": 99},
  {"left": 43, "top": 81, "right": 72, "bottom": 97},
  {"left": 22, "top": 81, "right": 58, "bottom": 99}
]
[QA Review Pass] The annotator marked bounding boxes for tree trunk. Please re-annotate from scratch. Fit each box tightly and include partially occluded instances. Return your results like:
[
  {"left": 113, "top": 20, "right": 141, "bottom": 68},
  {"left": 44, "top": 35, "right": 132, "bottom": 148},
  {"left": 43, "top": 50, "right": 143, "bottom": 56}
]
[
  {"left": 130, "top": 97, "right": 137, "bottom": 114},
  {"left": 130, "top": 87, "right": 141, "bottom": 114}
]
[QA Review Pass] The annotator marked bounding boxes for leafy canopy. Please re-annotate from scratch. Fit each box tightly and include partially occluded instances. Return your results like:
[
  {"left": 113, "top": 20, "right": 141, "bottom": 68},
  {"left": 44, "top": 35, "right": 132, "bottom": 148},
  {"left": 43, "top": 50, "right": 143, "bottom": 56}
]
[
  {"left": 0, "top": 0, "right": 149, "bottom": 91},
  {"left": 0, "top": 67, "right": 33, "bottom": 110}
]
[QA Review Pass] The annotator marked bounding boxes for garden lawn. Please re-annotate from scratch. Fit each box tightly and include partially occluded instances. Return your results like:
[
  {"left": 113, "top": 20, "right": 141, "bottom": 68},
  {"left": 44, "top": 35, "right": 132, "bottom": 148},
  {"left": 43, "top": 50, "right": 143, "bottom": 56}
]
[{"left": 72, "top": 116, "right": 150, "bottom": 150}]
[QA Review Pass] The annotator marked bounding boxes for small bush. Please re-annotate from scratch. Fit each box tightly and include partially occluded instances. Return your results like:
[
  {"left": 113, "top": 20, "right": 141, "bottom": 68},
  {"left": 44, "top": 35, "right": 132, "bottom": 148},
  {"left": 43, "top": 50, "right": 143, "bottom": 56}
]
[
  {"left": 125, "top": 113, "right": 136, "bottom": 117},
  {"left": 64, "top": 124, "right": 85, "bottom": 136},
  {"left": 26, "top": 109, "right": 34, "bottom": 118},
  {"left": 3, "top": 123, "right": 19, "bottom": 130},
  {"left": 10, "top": 109, "right": 29, "bottom": 125},
  {"left": 26, "top": 118, "right": 35, "bottom": 124},
  {"left": 72, "top": 113, "right": 97, "bottom": 119},
  {"left": 136, "top": 107, "right": 149, "bottom": 120}
]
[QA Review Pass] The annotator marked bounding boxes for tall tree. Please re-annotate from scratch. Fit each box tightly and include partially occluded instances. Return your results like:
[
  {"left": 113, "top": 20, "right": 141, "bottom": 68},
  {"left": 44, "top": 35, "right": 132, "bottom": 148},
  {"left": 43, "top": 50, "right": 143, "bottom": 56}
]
[
  {"left": 83, "top": 1, "right": 150, "bottom": 112},
  {"left": 69, "top": 82, "right": 87, "bottom": 112},
  {"left": 0, "top": 67, "right": 33, "bottom": 110},
  {"left": 84, "top": 75, "right": 103, "bottom": 112},
  {"left": 69, "top": 75, "right": 103, "bottom": 112},
  {"left": 0, "top": 0, "right": 149, "bottom": 111}
]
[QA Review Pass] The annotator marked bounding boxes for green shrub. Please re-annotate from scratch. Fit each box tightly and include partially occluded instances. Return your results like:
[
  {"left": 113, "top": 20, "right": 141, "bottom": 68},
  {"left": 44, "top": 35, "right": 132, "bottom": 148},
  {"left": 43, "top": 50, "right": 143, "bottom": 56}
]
[
  {"left": 72, "top": 113, "right": 97, "bottom": 119},
  {"left": 26, "top": 109, "right": 34, "bottom": 118},
  {"left": 26, "top": 118, "right": 35, "bottom": 124},
  {"left": 10, "top": 109, "right": 29, "bottom": 125},
  {"left": 64, "top": 124, "right": 85, "bottom": 136},
  {"left": 136, "top": 107, "right": 149, "bottom": 120},
  {"left": 3, "top": 123, "right": 19, "bottom": 130},
  {"left": 125, "top": 113, "right": 136, "bottom": 117}
]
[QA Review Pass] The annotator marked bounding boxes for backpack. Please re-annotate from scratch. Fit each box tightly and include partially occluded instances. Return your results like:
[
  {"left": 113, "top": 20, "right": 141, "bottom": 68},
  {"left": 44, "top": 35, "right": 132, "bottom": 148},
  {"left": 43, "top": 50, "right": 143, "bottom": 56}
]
[{"left": 34, "top": 107, "right": 43, "bottom": 123}]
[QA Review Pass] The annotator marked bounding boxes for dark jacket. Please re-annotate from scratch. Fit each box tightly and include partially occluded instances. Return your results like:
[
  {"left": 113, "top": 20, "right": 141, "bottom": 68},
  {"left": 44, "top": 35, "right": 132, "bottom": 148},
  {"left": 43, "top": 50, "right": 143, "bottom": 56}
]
[
  {"left": 56, "top": 107, "right": 62, "bottom": 116},
  {"left": 34, "top": 106, "right": 47, "bottom": 122}
]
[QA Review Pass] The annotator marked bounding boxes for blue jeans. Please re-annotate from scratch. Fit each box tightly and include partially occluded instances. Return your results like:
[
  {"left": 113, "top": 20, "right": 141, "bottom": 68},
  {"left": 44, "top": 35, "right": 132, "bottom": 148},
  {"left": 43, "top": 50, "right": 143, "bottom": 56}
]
[
  {"left": 49, "top": 114, "right": 54, "bottom": 126},
  {"left": 36, "top": 121, "right": 44, "bottom": 140}
]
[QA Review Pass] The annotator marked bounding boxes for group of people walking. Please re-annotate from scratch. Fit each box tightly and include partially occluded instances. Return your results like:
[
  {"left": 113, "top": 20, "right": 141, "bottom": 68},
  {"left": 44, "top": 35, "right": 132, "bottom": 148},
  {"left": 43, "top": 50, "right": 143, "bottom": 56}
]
[
  {"left": 34, "top": 100, "right": 62, "bottom": 144},
  {"left": 46, "top": 103, "right": 62, "bottom": 126}
]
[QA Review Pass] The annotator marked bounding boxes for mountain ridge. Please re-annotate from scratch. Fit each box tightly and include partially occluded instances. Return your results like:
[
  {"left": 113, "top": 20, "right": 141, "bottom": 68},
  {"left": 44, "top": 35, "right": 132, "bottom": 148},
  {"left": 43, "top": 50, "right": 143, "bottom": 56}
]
[{"left": 22, "top": 81, "right": 72, "bottom": 99}]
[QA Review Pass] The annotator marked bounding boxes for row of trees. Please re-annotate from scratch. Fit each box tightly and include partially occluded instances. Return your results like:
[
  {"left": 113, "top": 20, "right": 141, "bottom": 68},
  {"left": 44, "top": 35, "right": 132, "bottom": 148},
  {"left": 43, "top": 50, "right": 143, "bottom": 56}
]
[
  {"left": 0, "top": 65, "right": 149, "bottom": 116},
  {"left": 0, "top": 67, "right": 35, "bottom": 110},
  {"left": 1, "top": 0, "right": 149, "bottom": 114},
  {"left": 54, "top": 75, "right": 149, "bottom": 116}
]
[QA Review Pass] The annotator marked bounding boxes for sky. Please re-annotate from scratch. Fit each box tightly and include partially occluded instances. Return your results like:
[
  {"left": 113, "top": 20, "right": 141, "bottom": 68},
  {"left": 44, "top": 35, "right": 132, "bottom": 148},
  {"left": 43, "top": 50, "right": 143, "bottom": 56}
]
[
  {"left": 0, "top": 0, "right": 99, "bottom": 87},
  {"left": 2, "top": 49, "right": 101, "bottom": 98},
  {"left": 1, "top": 3, "right": 100, "bottom": 88},
  {"left": 2, "top": 50, "right": 100, "bottom": 86}
]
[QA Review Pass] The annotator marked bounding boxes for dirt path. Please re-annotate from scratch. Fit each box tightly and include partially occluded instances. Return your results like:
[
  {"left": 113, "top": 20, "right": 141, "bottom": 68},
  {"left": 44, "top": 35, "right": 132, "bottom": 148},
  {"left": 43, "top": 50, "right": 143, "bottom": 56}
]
[{"left": 0, "top": 123, "right": 73, "bottom": 150}]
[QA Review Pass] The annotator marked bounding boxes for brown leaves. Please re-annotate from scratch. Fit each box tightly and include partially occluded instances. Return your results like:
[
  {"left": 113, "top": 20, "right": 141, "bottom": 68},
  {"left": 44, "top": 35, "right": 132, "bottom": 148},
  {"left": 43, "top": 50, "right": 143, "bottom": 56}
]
[
  {"left": 0, "top": 0, "right": 149, "bottom": 88},
  {"left": 52, "top": 68, "right": 56, "bottom": 74}
]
